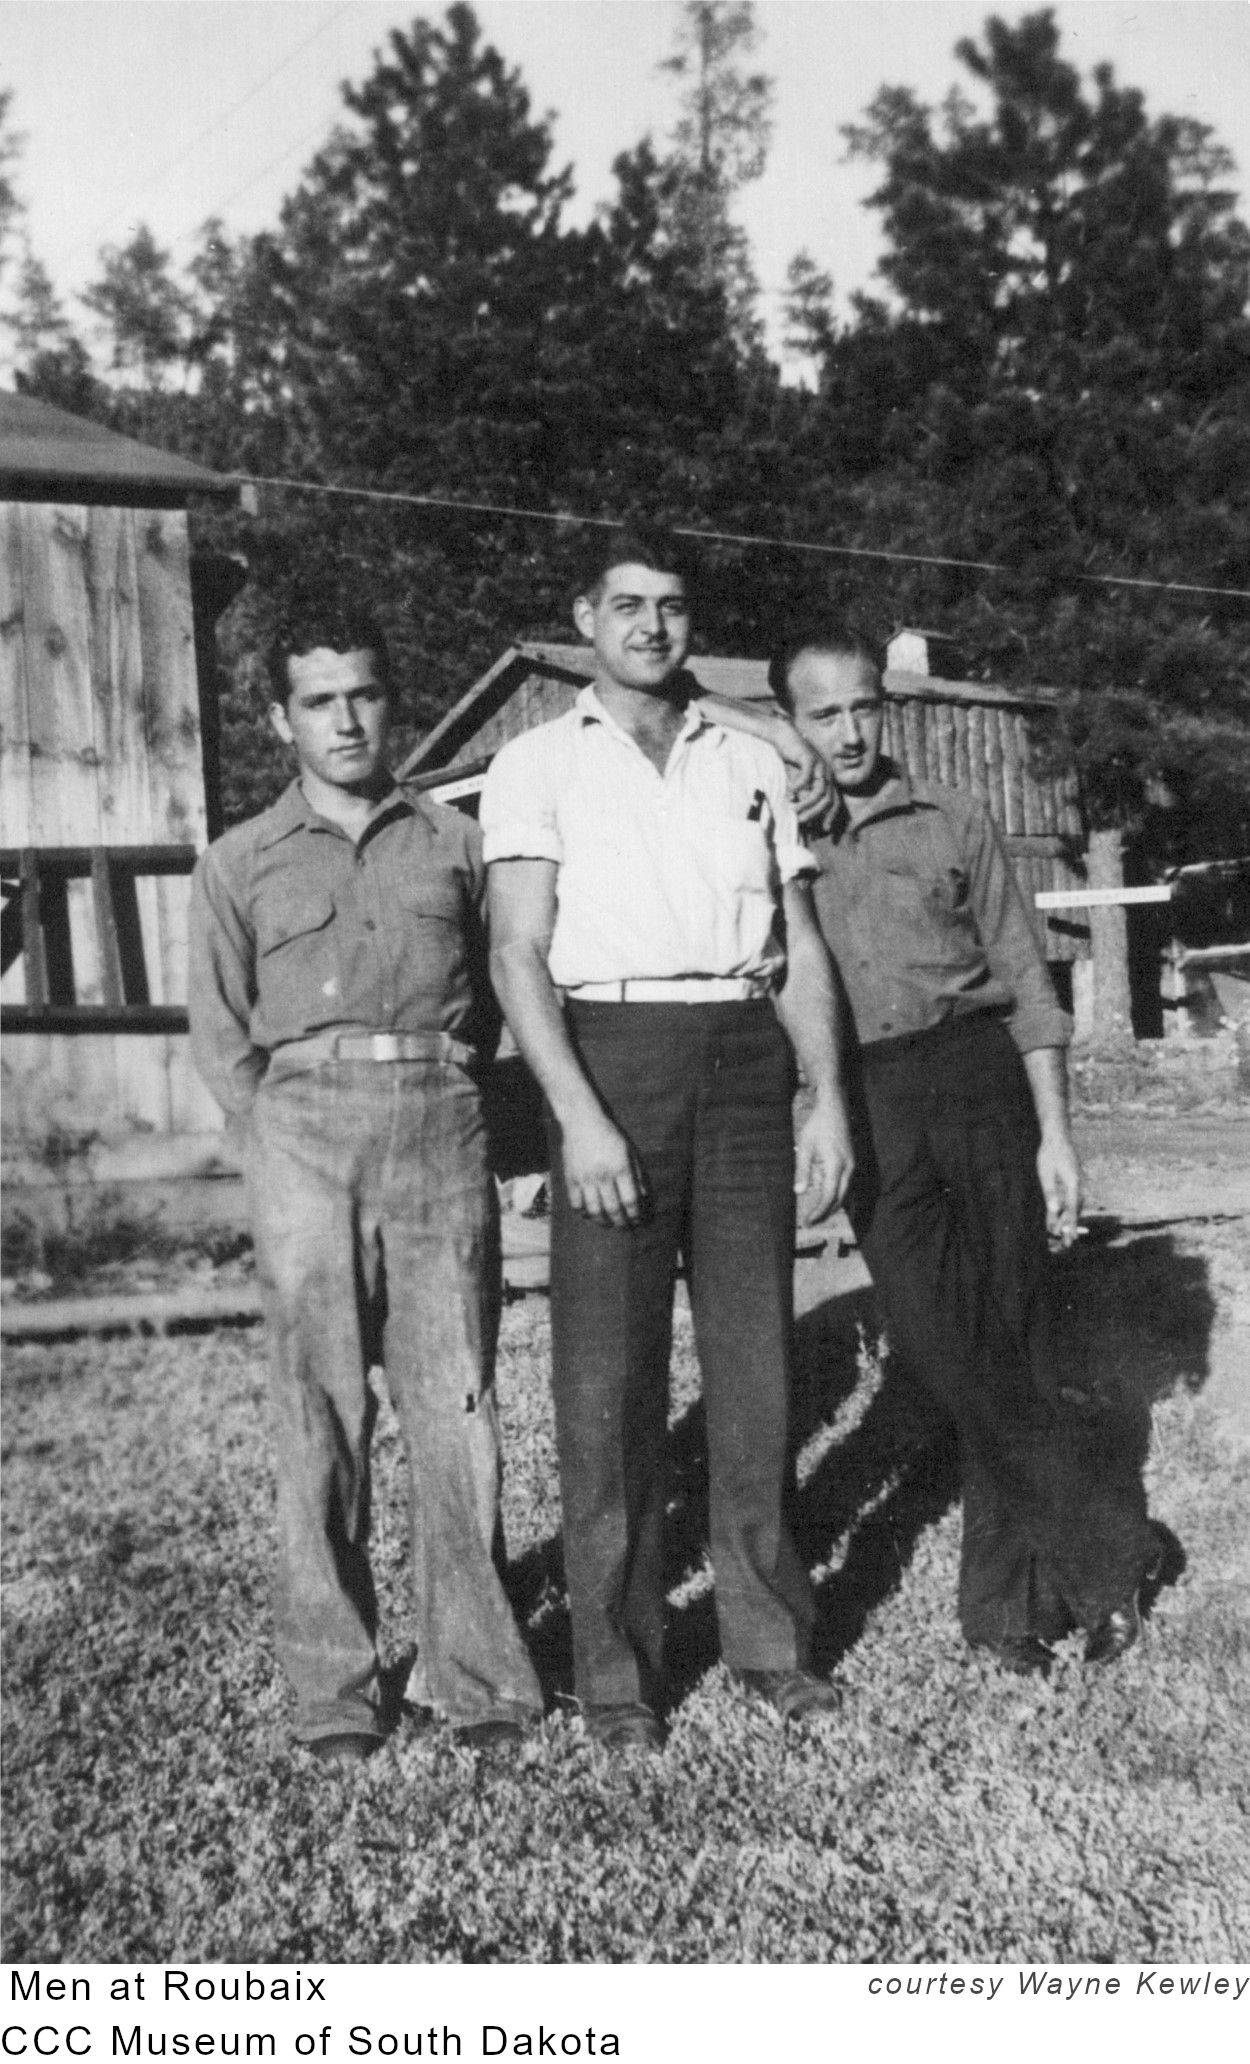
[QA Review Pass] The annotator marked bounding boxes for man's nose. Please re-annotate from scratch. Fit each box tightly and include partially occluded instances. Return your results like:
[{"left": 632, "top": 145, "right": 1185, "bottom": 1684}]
[
  {"left": 334, "top": 697, "right": 364, "bottom": 729},
  {"left": 639, "top": 603, "right": 667, "bottom": 638}
]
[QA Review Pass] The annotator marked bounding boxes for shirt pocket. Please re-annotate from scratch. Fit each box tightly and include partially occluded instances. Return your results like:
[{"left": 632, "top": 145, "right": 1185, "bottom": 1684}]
[
  {"left": 698, "top": 817, "right": 776, "bottom": 896},
  {"left": 395, "top": 878, "right": 467, "bottom": 1007},
  {"left": 879, "top": 863, "right": 972, "bottom": 964},
  {"left": 255, "top": 893, "right": 339, "bottom": 1020}
]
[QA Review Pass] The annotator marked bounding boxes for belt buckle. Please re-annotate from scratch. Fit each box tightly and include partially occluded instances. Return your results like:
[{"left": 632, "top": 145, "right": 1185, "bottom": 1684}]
[{"left": 371, "top": 1032, "right": 403, "bottom": 1062}]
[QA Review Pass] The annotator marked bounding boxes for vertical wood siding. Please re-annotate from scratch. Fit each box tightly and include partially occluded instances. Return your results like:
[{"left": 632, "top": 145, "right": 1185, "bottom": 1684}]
[{"left": 1, "top": 500, "right": 218, "bottom": 1153}]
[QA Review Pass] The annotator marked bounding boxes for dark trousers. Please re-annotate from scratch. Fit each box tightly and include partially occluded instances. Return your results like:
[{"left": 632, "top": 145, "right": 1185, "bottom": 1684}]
[
  {"left": 548, "top": 1001, "right": 815, "bottom": 1707},
  {"left": 246, "top": 1061, "right": 542, "bottom": 1741},
  {"left": 847, "top": 1015, "right": 1155, "bottom": 1643}
]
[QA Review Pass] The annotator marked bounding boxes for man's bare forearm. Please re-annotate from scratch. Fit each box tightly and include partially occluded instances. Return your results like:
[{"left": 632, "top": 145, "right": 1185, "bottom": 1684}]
[
  {"left": 773, "top": 889, "right": 856, "bottom": 1216},
  {"left": 1022, "top": 1044, "right": 1083, "bottom": 1242},
  {"left": 695, "top": 694, "right": 832, "bottom": 821},
  {"left": 489, "top": 939, "right": 601, "bottom": 1129},
  {"left": 773, "top": 912, "right": 850, "bottom": 1105},
  {"left": 1021, "top": 1045, "right": 1073, "bottom": 1142}
]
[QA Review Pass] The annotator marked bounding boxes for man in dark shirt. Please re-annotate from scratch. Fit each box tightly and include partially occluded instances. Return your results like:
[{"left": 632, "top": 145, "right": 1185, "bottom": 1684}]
[
  {"left": 189, "top": 611, "right": 542, "bottom": 1761},
  {"left": 727, "top": 621, "right": 1159, "bottom": 1674}
]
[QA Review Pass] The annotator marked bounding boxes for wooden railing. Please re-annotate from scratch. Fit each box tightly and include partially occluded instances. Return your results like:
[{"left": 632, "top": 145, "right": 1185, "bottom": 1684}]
[{"left": 0, "top": 846, "right": 196, "bottom": 1033}]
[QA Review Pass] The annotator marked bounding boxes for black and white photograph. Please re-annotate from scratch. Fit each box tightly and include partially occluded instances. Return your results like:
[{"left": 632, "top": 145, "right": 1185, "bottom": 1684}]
[{"left": 2, "top": 0, "right": 1248, "bottom": 1987}]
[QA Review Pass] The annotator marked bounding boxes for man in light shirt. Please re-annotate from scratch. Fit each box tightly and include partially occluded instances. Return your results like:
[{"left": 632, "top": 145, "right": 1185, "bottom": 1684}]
[{"left": 481, "top": 527, "right": 855, "bottom": 1750}]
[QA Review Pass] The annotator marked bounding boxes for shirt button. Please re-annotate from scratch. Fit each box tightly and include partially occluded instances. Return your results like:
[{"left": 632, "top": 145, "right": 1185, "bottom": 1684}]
[{"left": 363, "top": 919, "right": 376, "bottom": 933}]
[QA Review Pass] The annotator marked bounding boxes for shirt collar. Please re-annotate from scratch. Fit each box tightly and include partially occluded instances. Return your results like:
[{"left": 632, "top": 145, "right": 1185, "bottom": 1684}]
[
  {"left": 818, "top": 759, "right": 924, "bottom": 843},
  {"left": 257, "top": 776, "right": 412, "bottom": 848},
  {"left": 574, "top": 682, "right": 716, "bottom": 748}
]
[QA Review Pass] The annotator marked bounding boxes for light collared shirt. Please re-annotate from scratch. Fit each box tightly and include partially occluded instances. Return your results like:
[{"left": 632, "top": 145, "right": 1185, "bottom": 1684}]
[
  {"left": 479, "top": 685, "right": 813, "bottom": 991},
  {"left": 189, "top": 780, "right": 493, "bottom": 1118},
  {"left": 806, "top": 761, "right": 1072, "bottom": 1054}
]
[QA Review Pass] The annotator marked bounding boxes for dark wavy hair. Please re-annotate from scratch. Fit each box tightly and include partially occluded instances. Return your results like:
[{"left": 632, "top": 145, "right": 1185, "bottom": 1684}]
[
  {"left": 575, "top": 523, "right": 699, "bottom": 604},
  {"left": 260, "top": 604, "right": 391, "bottom": 707}
]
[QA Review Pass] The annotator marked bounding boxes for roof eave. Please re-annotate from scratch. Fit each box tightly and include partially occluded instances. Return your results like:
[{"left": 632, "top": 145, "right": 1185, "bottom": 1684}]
[{"left": 0, "top": 469, "right": 240, "bottom": 509}]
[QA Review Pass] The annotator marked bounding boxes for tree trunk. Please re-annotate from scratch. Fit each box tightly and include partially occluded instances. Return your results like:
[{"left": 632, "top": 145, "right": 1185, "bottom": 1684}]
[{"left": 1086, "top": 826, "right": 1135, "bottom": 1052}]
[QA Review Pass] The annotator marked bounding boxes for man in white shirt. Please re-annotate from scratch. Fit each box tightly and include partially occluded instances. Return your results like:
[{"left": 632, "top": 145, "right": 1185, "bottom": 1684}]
[{"left": 481, "top": 526, "right": 854, "bottom": 1749}]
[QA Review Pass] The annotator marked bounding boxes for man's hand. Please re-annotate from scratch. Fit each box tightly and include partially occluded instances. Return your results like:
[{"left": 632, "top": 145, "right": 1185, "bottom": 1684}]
[
  {"left": 560, "top": 1108, "right": 647, "bottom": 1228},
  {"left": 1021, "top": 1048, "right": 1082, "bottom": 1247},
  {"left": 774, "top": 727, "right": 834, "bottom": 825},
  {"left": 692, "top": 693, "right": 833, "bottom": 824},
  {"left": 1037, "top": 1129, "right": 1082, "bottom": 1246},
  {"left": 794, "top": 1094, "right": 855, "bottom": 1223}
]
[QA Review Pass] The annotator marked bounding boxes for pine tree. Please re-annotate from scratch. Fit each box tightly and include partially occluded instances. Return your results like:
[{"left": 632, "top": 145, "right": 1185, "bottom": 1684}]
[
  {"left": 82, "top": 224, "right": 194, "bottom": 392},
  {"left": 799, "top": 9, "right": 1250, "bottom": 859},
  {"left": 659, "top": 1, "right": 773, "bottom": 351}
]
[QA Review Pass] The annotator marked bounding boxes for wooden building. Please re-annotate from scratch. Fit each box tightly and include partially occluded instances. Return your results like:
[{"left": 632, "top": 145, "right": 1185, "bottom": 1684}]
[
  {"left": 0, "top": 391, "right": 240, "bottom": 1189},
  {"left": 399, "top": 634, "right": 1093, "bottom": 1013}
]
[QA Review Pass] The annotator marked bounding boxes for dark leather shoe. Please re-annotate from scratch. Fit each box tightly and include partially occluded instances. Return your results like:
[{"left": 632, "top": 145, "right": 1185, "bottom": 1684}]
[
  {"left": 978, "top": 1636, "right": 1055, "bottom": 1678},
  {"left": 1085, "top": 1595, "right": 1141, "bottom": 1666},
  {"left": 583, "top": 1701, "right": 663, "bottom": 1752},
  {"left": 734, "top": 1668, "right": 841, "bottom": 1722},
  {"left": 303, "top": 1732, "right": 383, "bottom": 1766}
]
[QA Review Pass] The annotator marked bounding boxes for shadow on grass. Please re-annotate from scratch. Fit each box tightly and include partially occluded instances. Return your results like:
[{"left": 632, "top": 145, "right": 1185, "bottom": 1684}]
[
  {"left": 1052, "top": 1221, "right": 1218, "bottom": 1406},
  {"left": 503, "top": 1227, "right": 1214, "bottom": 1715}
]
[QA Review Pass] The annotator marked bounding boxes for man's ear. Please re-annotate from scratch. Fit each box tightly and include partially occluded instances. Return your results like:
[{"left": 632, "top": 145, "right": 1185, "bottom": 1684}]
[
  {"left": 572, "top": 593, "right": 595, "bottom": 643},
  {"left": 269, "top": 701, "right": 294, "bottom": 748}
]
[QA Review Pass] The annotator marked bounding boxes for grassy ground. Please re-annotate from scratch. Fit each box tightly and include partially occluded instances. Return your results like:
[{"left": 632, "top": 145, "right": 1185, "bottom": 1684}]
[{"left": 4, "top": 1192, "right": 1248, "bottom": 1964}]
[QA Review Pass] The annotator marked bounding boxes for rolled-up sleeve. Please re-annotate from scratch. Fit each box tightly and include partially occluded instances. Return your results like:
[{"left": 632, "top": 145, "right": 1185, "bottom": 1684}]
[
  {"left": 188, "top": 848, "right": 266, "bottom": 1120},
  {"left": 762, "top": 757, "right": 818, "bottom": 885},
  {"left": 965, "top": 805, "right": 1072, "bottom": 1053},
  {"left": 480, "top": 734, "right": 562, "bottom": 864}
]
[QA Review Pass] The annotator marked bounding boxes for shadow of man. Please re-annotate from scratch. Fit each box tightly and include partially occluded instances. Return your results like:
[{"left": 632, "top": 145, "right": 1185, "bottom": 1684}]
[{"left": 490, "top": 1223, "right": 1211, "bottom": 1714}]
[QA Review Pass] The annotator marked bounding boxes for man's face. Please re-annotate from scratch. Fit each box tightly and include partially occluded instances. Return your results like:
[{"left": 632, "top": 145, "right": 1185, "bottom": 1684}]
[
  {"left": 572, "top": 562, "right": 691, "bottom": 696},
  {"left": 270, "top": 647, "right": 391, "bottom": 791},
  {"left": 785, "top": 648, "right": 886, "bottom": 794}
]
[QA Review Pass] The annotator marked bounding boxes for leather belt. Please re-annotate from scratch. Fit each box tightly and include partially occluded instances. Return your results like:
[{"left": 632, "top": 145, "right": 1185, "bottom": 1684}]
[
  {"left": 567, "top": 977, "right": 770, "bottom": 1003},
  {"left": 267, "top": 1029, "right": 477, "bottom": 1077}
]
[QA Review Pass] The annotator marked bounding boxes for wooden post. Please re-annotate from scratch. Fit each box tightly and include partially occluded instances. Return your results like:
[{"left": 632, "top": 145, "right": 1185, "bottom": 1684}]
[
  {"left": 1085, "top": 826, "right": 1135, "bottom": 1051},
  {"left": 1071, "top": 958, "right": 1095, "bottom": 1044},
  {"left": 1160, "top": 937, "right": 1189, "bottom": 1043}
]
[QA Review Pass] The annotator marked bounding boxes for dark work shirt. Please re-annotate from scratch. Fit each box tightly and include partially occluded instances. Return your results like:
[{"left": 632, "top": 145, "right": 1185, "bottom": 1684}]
[
  {"left": 189, "top": 780, "right": 492, "bottom": 1119},
  {"left": 806, "top": 763, "right": 1071, "bottom": 1055}
]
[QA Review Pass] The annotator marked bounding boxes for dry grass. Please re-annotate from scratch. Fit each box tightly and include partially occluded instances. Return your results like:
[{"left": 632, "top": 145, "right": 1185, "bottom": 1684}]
[{"left": 3, "top": 1228, "right": 1248, "bottom": 1965}]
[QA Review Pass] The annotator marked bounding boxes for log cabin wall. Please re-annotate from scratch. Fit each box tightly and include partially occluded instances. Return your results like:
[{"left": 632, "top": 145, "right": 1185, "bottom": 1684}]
[
  {"left": 877, "top": 674, "right": 1088, "bottom": 964},
  {"left": 0, "top": 499, "right": 221, "bottom": 1158}
]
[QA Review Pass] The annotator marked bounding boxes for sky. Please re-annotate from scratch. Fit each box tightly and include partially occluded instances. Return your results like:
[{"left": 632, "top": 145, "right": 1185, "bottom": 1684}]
[{"left": 3, "top": 0, "right": 1249, "bottom": 367}]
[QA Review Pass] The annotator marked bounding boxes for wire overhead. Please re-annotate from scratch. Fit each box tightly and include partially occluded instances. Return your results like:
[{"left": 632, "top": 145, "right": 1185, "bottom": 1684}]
[
  {"left": 82, "top": 3, "right": 353, "bottom": 252},
  {"left": 232, "top": 472, "right": 1250, "bottom": 605}
]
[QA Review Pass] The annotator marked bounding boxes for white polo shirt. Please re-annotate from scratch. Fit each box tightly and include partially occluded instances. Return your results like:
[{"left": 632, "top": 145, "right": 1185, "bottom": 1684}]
[{"left": 479, "top": 686, "right": 813, "bottom": 991}]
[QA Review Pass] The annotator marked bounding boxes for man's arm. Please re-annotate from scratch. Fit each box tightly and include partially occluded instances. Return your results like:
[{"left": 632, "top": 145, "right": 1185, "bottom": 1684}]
[
  {"left": 694, "top": 692, "right": 833, "bottom": 823},
  {"left": 961, "top": 803, "right": 1083, "bottom": 1244},
  {"left": 187, "top": 850, "right": 266, "bottom": 1124},
  {"left": 487, "top": 859, "right": 645, "bottom": 1228},
  {"left": 772, "top": 880, "right": 855, "bottom": 1222},
  {"left": 1022, "top": 1046, "right": 1083, "bottom": 1246}
]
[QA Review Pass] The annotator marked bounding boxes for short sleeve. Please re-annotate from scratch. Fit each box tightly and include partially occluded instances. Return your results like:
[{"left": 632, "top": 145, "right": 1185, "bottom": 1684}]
[
  {"left": 479, "top": 732, "right": 563, "bottom": 865},
  {"left": 757, "top": 743, "right": 817, "bottom": 884}
]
